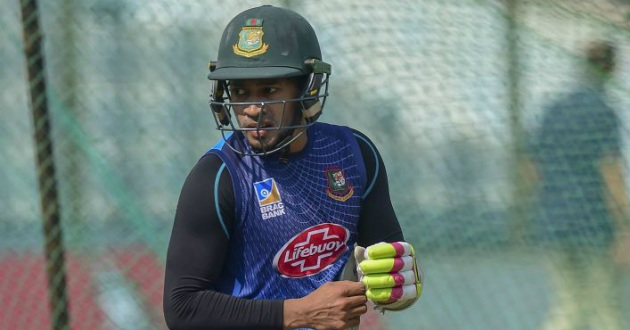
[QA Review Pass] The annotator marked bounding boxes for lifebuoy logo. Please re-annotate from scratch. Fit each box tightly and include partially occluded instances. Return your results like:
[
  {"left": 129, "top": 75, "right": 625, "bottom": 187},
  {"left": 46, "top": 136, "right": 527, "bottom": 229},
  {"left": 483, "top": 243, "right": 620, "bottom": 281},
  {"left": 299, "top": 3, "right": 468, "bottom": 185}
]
[{"left": 273, "top": 223, "right": 349, "bottom": 278}]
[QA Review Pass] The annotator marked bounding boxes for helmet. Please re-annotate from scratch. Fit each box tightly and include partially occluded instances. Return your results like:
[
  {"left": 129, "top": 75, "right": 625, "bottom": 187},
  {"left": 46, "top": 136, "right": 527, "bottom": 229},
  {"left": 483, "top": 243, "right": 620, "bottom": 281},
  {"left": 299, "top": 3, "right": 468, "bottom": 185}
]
[
  {"left": 585, "top": 40, "right": 615, "bottom": 75},
  {"left": 208, "top": 5, "right": 331, "bottom": 156}
]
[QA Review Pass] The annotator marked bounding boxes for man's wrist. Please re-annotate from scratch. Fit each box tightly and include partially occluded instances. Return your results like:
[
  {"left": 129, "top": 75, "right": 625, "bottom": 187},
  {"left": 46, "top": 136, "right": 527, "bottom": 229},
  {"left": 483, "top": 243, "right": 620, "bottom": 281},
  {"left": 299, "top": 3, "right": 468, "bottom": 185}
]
[
  {"left": 283, "top": 298, "right": 305, "bottom": 330},
  {"left": 616, "top": 229, "right": 630, "bottom": 239}
]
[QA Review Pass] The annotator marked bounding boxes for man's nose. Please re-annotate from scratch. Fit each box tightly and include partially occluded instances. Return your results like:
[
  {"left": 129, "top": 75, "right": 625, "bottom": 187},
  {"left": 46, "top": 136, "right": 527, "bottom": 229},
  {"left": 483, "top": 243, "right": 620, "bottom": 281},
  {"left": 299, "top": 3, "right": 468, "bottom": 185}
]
[{"left": 243, "top": 103, "right": 264, "bottom": 118}]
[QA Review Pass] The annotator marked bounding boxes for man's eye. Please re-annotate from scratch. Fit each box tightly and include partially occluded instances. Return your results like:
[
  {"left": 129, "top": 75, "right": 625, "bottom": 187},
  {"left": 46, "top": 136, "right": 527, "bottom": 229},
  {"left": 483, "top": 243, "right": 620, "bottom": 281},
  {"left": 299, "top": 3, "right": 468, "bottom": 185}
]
[
  {"left": 232, "top": 88, "right": 246, "bottom": 95},
  {"left": 265, "top": 87, "right": 278, "bottom": 94}
]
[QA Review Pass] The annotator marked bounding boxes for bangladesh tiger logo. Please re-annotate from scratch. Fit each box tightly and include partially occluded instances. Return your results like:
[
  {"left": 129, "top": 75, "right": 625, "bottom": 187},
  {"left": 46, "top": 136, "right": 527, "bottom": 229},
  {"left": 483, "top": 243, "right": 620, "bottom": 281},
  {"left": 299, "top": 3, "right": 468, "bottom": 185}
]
[
  {"left": 233, "top": 18, "right": 269, "bottom": 58},
  {"left": 325, "top": 168, "right": 354, "bottom": 202}
]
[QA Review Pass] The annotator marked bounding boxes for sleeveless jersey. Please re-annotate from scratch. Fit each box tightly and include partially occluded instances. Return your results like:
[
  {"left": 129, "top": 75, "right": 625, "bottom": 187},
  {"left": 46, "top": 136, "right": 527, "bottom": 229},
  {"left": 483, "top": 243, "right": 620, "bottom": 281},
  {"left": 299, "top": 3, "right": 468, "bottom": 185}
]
[{"left": 206, "top": 122, "right": 367, "bottom": 301}]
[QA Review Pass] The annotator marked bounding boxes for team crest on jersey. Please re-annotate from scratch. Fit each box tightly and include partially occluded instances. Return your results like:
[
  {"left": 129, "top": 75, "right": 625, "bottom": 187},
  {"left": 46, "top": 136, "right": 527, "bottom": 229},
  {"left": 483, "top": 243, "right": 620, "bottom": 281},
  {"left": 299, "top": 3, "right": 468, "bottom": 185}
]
[
  {"left": 273, "top": 223, "right": 350, "bottom": 278},
  {"left": 325, "top": 168, "right": 354, "bottom": 202},
  {"left": 233, "top": 18, "right": 269, "bottom": 58},
  {"left": 253, "top": 178, "right": 285, "bottom": 220}
]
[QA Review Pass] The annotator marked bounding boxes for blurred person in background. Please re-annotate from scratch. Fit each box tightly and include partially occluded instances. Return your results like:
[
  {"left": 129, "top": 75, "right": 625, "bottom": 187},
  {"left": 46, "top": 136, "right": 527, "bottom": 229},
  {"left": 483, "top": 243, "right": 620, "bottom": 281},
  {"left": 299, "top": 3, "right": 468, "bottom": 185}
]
[
  {"left": 525, "top": 40, "right": 630, "bottom": 330},
  {"left": 162, "top": 5, "right": 423, "bottom": 330}
]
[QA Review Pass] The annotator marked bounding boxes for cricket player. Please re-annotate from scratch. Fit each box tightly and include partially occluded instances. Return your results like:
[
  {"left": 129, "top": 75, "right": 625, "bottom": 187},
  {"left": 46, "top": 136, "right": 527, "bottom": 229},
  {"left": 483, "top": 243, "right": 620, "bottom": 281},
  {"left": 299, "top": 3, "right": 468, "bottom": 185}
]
[
  {"left": 527, "top": 40, "right": 630, "bottom": 330},
  {"left": 163, "top": 5, "right": 423, "bottom": 330}
]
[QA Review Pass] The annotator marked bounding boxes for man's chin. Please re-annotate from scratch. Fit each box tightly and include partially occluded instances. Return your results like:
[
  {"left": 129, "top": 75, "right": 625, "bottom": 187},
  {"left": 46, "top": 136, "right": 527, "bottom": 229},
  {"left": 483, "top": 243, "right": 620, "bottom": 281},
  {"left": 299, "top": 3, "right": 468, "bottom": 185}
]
[
  {"left": 247, "top": 138, "right": 278, "bottom": 153},
  {"left": 242, "top": 128, "right": 295, "bottom": 153}
]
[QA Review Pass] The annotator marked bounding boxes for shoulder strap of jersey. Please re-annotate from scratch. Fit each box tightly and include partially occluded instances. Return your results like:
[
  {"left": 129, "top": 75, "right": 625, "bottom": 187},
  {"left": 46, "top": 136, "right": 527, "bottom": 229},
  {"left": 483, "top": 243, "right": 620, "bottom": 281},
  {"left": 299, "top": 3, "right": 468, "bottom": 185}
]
[
  {"left": 351, "top": 131, "right": 379, "bottom": 200},
  {"left": 334, "top": 126, "right": 369, "bottom": 199},
  {"left": 204, "top": 137, "right": 243, "bottom": 237}
]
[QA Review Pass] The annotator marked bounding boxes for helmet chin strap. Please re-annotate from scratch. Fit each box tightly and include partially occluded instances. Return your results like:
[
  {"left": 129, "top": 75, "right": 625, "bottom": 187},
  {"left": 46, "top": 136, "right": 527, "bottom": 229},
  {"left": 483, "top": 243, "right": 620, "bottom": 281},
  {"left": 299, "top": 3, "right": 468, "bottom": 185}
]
[
  {"left": 246, "top": 102, "right": 304, "bottom": 157},
  {"left": 272, "top": 105, "right": 305, "bottom": 158},
  {"left": 270, "top": 77, "right": 323, "bottom": 157},
  {"left": 221, "top": 76, "right": 327, "bottom": 157}
]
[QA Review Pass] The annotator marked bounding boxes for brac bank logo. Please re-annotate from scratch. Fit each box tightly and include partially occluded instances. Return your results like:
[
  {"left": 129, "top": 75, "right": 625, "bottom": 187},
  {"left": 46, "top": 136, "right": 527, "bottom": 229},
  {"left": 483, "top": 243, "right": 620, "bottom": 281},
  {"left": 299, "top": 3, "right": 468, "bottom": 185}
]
[
  {"left": 254, "top": 178, "right": 281, "bottom": 206},
  {"left": 273, "top": 223, "right": 349, "bottom": 278},
  {"left": 253, "top": 178, "right": 285, "bottom": 220}
]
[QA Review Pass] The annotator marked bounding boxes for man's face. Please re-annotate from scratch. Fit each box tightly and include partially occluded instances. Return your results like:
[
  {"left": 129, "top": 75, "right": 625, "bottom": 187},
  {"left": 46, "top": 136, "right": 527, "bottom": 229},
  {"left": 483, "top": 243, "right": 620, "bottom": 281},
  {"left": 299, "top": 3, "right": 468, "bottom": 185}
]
[{"left": 229, "top": 78, "right": 302, "bottom": 152}]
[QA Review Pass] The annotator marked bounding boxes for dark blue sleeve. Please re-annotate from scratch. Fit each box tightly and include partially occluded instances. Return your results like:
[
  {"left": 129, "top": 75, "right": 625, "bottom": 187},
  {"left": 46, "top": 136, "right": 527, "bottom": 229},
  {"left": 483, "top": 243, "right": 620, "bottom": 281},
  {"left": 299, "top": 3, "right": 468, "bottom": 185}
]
[
  {"left": 352, "top": 129, "right": 404, "bottom": 246},
  {"left": 164, "top": 154, "right": 284, "bottom": 330},
  {"left": 597, "top": 104, "right": 620, "bottom": 157}
]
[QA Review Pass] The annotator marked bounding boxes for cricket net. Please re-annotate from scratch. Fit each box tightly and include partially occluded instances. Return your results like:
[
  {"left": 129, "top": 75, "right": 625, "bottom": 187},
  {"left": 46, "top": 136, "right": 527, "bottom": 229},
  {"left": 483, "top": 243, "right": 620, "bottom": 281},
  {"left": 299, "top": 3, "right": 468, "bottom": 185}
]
[{"left": 2, "top": 0, "right": 629, "bottom": 329}]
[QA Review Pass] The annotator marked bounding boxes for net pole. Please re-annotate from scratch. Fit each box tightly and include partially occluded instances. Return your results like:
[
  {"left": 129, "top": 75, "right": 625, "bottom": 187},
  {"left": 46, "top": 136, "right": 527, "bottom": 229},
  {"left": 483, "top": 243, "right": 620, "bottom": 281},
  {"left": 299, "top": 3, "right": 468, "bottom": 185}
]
[
  {"left": 19, "top": 1, "right": 71, "bottom": 329},
  {"left": 507, "top": 0, "right": 528, "bottom": 245}
]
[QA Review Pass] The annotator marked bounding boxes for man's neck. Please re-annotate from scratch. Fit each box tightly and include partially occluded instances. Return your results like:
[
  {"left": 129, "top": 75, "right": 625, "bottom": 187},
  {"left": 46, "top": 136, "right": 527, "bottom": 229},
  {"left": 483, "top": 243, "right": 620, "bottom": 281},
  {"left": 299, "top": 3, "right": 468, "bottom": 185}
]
[{"left": 288, "top": 128, "right": 308, "bottom": 153}]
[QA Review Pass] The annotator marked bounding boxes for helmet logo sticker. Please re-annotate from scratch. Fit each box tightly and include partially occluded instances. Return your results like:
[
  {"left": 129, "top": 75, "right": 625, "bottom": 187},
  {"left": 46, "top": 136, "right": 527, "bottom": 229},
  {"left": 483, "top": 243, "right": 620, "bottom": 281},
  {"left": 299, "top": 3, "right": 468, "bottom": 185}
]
[
  {"left": 233, "top": 18, "right": 269, "bottom": 58},
  {"left": 325, "top": 168, "right": 354, "bottom": 202}
]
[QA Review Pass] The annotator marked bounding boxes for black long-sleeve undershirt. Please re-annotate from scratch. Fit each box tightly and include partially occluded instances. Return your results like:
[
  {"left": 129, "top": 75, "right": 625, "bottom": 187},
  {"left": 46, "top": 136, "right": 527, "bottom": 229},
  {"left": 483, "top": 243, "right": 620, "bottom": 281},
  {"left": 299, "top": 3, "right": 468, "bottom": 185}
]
[{"left": 163, "top": 129, "right": 403, "bottom": 330}]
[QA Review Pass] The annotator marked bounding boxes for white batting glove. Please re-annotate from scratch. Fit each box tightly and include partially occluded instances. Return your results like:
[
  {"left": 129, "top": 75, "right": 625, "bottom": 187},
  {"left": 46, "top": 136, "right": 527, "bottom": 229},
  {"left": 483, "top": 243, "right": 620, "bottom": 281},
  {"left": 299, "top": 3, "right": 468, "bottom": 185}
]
[{"left": 355, "top": 241, "right": 424, "bottom": 312}]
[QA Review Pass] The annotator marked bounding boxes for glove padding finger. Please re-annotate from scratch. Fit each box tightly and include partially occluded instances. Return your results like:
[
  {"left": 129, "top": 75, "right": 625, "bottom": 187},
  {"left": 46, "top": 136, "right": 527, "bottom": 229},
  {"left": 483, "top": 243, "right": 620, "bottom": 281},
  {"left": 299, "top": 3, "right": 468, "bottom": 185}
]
[
  {"left": 361, "top": 270, "right": 417, "bottom": 289},
  {"left": 358, "top": 255, "right": 415, "bottom": 274},
  {"left": 366, "top": 283, "right": 423, "bottom": 304},
  {"left": 364, "top": 241, "right": 415, "bottom": 259},
  {"left": 355, "top": 242, "right": 424, "bottom": 312}
]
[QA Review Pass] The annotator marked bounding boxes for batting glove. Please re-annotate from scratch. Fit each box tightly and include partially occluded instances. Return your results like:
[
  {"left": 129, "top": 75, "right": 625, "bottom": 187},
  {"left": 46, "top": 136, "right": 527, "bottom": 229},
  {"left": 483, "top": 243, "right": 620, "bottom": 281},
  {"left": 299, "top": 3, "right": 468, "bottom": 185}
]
[{"left": 355, "top": 241, "right": 424, "bottom": 312}]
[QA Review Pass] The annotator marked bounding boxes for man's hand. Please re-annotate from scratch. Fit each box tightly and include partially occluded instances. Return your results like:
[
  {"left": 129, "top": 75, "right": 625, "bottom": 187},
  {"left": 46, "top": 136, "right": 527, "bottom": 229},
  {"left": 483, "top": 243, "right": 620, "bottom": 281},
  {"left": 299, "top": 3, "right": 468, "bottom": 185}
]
[
  {"left": 283, "top": 281, "right": 368, "bottom": 330},
  {"left": 355, "top": 242, "right": 423, "bottom": 312},
  {"left": 612, "top": 231, "right": 630, "bottom": 270}
]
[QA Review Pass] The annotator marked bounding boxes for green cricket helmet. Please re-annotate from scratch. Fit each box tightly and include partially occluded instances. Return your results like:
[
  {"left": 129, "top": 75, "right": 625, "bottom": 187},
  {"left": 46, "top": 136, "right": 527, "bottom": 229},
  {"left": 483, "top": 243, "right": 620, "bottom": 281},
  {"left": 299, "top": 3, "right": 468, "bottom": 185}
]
[{"left": 208, "top": 5, "right": 331, "bottom": 156}]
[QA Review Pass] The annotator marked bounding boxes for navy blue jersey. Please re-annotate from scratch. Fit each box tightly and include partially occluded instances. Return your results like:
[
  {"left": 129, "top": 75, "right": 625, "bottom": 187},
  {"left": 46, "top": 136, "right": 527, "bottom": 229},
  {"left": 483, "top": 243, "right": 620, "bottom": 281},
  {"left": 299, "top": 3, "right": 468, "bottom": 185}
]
[
  {"left": 531, "top": 83, "right": 620, "bottom": 247},
  {"left": 206, "top": 122, "right": 368, "bottom": 300}
]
